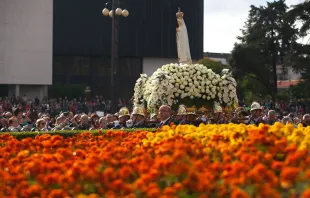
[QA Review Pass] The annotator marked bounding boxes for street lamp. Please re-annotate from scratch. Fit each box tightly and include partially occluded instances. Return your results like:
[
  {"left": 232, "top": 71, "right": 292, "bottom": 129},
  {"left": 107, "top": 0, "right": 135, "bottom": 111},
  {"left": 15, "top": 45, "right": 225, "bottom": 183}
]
[
  {"left": 102, "top": 1, "right": 129, "bottom": 113},
  {"left": 102, "top": 7, "right": 129, "bottom": 17}
]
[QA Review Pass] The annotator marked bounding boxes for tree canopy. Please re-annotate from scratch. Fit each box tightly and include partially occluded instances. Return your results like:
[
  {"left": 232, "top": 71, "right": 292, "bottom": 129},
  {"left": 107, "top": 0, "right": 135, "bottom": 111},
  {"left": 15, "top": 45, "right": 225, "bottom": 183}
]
[
  {"left": 230, "top": 0, "right": 299, "bottom": 100},
  {"left": 287, "top": 0, "right": 310, "bottom": 37}
]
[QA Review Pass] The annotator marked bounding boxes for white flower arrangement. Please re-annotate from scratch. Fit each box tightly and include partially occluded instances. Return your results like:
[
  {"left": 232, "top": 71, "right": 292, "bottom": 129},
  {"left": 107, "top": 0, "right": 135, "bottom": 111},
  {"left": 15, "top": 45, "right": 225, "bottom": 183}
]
[
  {"left": 218, "top": 69, "right": 238, "bottom": 105},
  {"left": 133, "top": 63, "right": 238, "bottom": 110},
  {"left": 133, "top": 74, "right": 148, "bottom": 104}
]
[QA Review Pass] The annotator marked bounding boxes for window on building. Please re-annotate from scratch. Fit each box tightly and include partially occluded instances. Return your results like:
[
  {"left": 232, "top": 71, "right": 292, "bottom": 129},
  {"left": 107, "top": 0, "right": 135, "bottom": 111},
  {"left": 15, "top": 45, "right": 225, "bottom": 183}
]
[
  {"left": 53, "top": 56, "right": 66, "bottom": 75},
  {"left": 71, "top": 56, "right": 90, "bottom": 76},
  {"left": 92, "top": 57, "right": 110, "bottom": 77}
]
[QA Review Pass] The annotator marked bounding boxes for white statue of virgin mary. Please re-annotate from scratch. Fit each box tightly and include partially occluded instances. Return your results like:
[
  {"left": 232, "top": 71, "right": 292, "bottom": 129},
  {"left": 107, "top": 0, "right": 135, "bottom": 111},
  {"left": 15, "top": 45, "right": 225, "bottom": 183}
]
[{"left": 176, "top": 8, "right": 192, "bottom": 64}]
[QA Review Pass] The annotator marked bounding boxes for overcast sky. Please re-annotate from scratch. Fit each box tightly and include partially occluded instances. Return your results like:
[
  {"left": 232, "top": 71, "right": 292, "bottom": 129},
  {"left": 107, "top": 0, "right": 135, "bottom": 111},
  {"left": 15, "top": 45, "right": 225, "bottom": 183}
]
[{"left": 203, "top": 0, "right": 303, "bottom": 53}]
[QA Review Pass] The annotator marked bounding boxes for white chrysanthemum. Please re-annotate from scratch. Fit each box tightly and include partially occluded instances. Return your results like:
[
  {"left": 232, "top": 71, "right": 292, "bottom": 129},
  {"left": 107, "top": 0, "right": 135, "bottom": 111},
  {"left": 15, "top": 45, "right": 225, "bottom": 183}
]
[{"left": 133, "top": 63, "right": 237, "bottom": 110}]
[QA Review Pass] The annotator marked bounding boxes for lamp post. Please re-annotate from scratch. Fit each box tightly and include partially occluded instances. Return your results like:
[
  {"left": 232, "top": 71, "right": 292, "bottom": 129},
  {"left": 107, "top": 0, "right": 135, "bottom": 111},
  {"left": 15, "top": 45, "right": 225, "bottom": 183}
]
[{"left": 102, "top": 1, "right": 129, "bottom": 113}]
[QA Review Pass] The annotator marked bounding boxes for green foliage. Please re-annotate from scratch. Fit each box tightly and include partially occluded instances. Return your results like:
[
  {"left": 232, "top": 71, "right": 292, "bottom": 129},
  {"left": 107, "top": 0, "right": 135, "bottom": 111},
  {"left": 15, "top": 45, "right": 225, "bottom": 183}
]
[
  {"left": 48, "top": 84, "right": 87, "bottom": 99},
  {"left": 276, "top": 90, "right": 290, "bottom": 101},
  {"left": 284, "top": 42, "right": 310, "bottom": 74},
  {"left": 236, "top": 74, "right": 270, "bottom": 104},
  {"left": 286, "top": 1, "right": 310, "bottom": 37},
  {"left": 198, "top": 58, "right": 230, "bottom": 74},
  {"left": 289, "top": 81, "right": 310, "bottom": 99},
  {"left": 283, "top": 0, "right": 310, "bottom": 96},
  {"left": 230, "top": 44, "right": 276, "bottom": 100},
  {"left": 231, "top": 0, "right": 298, "bottom": 100},
  {"left": 3, "top": 129, "right": 157, "bottom": 140}
]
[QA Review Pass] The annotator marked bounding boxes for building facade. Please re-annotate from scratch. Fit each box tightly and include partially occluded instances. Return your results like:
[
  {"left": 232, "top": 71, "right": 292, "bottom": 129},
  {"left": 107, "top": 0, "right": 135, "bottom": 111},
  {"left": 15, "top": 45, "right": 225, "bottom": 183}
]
[
  {"left": 0, "top": 0, "right": 204, "bottom": 100},
  {"left": 204, "top": 52, "right": 231, "bottom": 65},
  {"left": 0, "top": 0, "right": 53, "bottom": 99}
]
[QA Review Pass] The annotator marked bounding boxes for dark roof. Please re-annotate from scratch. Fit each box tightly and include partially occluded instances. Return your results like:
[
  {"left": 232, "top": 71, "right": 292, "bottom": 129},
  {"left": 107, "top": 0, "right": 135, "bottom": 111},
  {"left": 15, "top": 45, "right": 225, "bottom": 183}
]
[{"left": 204, "top": 52, "right": 231, "bottom": 59}]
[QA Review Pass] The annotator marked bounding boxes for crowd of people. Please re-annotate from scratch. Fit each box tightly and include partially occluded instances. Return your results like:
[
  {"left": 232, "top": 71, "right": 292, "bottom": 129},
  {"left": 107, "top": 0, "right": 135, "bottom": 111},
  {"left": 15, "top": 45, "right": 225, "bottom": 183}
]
[{"left": 0, "top": 95, "right": 310, "bottom": 132}]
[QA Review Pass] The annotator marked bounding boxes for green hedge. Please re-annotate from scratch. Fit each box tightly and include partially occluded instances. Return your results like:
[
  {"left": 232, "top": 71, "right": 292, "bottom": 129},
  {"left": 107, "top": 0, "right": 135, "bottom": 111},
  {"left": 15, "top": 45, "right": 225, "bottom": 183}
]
[{"left": 2, "top": 128, "right": 157, "bottom": 140}]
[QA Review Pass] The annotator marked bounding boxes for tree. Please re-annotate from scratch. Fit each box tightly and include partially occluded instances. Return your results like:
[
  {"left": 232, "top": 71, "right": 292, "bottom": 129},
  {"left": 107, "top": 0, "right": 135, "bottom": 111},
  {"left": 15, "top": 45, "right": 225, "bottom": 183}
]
[
  {"left": 287, "top": 0, "right": 310, "bottom": 38},
  {"left": 284, "top": 1, "right": 310, "bottom": 99},
  {"left": 285, "top": 1, "right": 310, "bottom": 78},
  {"left": 198, "top": 57, "right": 230, "bottom": 74},
  {"left": 230, "top": 0, "right": 298, "bottom": 100},
  {"left": 229, "top": 44, "right": 274, "bottom": 99},
  {"left": 289, "top": 81, "right": 310, "bottom": 99}
]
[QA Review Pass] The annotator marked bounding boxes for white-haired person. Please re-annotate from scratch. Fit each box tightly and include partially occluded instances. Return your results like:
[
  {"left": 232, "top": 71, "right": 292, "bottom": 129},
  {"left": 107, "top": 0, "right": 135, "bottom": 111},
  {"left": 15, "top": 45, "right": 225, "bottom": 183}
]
[
  {"left": 282, "top": 116, "right": 293, "bottom": 125},
  {"left": 78, "top": 114, "right": 90, "bottom": 130},
  {"left": 265, "top": 110, "right": 279, "bottom": 125}
]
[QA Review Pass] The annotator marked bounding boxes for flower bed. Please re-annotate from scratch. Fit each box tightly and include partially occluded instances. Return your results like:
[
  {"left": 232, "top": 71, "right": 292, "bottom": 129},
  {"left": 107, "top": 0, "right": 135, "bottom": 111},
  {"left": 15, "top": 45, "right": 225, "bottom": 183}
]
[{"left": 0, "top": 123, "right": 309, "bottom": 198}]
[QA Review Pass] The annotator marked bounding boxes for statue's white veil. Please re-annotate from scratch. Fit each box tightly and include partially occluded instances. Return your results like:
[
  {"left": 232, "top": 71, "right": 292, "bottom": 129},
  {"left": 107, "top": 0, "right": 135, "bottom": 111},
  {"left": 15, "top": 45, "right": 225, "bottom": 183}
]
[{"left": 177, "top": 19, "right": 192, "bottom": 64}]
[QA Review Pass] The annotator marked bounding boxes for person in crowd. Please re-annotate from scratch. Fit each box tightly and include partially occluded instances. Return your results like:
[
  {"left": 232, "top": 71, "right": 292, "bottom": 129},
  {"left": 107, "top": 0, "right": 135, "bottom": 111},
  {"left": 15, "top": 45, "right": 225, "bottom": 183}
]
[
  {"left": 99, "top": 117, "right": 107, "bottom": 129},
  {"left": 113, "top": 107, "right": 130, "bottom": 129},
  {"left": 301, "top": 114, "right": 310, "bottom": 127},
  {"left": 35, "top": 118, "right": 48, "bottom": 132},
  {"left": 8, "top": 116, "right": 21, "bottom": 132},
  {"left": 113, "top": 114, "right": 118, "bottom": 122},
  {"left": 90, "top": 113, "right": 100, "bottom": 129},
  {"left": 231, "top": 110, "right": 249, "bottom": 124},
  {"left": 210, "top": 104, "right": 227, "bottom": 124},
  {"left": 282, "top": 116, "right": 293, "bottom": 125},
  {"left": 78, "top": 114, "right": 90, "bottom": 130},
  {"left": 14, "top": 108, "right": 23, "bottom": 125},
  {"left": 265, "top": 110, "right": 279, "bottom": 125},
  {"left": 197, "top": 106, "right": 208, "bottom": 124},
  {"left": 52, "top": 115, "right": 69, "bottom": 131},
  {"left": 41, "top": 115, "right": 52, "bottom": 131},
  {"left": 21, "top": 122, "right": 33, "bottom": 132},
  {"left": 4, "top": 112, "right": 13, "bottom": 119},
  {"left": 130, "top": 105, "right": 148, "bottom": 128},
  {"left": 293, "top": 117, "right": 301, "bottom": 127},
  {"left": 248, "top": 102, "right": 264, "bottom": 125},
  {"left": 104, "top": 114, "right": 114, "bottom": 129},
  {"left": 157, "top": 105, "right": 173, "bottom": 128},
  {"left": 2, "top": 95, "right": 310, "bottom": 132},
  {"left": 174, "top": 105, "right": 188, "bottom": 125},
  {"left": 186, "top": 106, "right": 198, "bottom": 125},
  {"left": 150, "top": 113, "right": 158, "bottom": 122}
]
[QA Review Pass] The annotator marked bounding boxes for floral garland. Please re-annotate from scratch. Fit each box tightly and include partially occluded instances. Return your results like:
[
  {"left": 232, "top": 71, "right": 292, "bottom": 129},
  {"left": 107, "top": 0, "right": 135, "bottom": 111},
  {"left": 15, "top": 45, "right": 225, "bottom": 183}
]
[
  {"left": 133, "top": 74, "right": 148, "bottom": 105},
  {"left": 218, "top": 69, "right": 238, "bottom": 105},
  {"left": 133, "top": 63, "right": 238, "bottom": 110}
]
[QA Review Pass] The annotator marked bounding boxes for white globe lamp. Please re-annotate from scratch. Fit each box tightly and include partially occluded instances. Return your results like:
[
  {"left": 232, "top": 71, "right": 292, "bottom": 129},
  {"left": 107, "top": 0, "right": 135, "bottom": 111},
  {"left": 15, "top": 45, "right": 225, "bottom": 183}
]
[
  {"left": 115, "top": 8, "right": 123, "bottom": 16},
  {"left": 102, "top": 8, "right": 109, "bottom": 16},
  {"left": 122, "top": 9, "right": 129, "bottom": 17},
  {"left": 109, "top": 10, "right": 114, "bottom": 18}
]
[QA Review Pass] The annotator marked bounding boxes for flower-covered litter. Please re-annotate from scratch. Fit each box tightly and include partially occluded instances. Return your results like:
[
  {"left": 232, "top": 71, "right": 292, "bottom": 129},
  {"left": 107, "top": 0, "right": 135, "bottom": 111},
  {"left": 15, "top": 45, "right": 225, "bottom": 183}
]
[{"left": 133, "top": 63, "right": 238, "bottom": 110}]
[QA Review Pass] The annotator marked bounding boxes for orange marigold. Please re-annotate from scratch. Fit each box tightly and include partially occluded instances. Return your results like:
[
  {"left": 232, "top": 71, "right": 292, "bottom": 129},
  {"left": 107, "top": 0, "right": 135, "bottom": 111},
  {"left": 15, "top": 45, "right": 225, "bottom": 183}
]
[
  {"left": 231, "top": 188, "right": 249, "bottom": 198},
  {"left": 302, "top": 189, "right": 310, "bottom": 198}
]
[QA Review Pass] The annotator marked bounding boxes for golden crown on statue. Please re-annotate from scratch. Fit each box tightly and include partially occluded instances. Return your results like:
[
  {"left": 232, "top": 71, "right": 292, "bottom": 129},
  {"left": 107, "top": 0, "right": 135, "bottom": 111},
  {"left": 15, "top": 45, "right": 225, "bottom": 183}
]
[{"left": 176, "top": 7, "right": 184, "bottom": 19}]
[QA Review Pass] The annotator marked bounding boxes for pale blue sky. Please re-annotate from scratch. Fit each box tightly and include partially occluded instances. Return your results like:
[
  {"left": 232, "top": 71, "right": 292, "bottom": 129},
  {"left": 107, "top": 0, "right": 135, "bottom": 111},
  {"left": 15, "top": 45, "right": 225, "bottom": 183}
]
[{"left": 203, "top": 0, "right": 303, "bottom": 53}]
